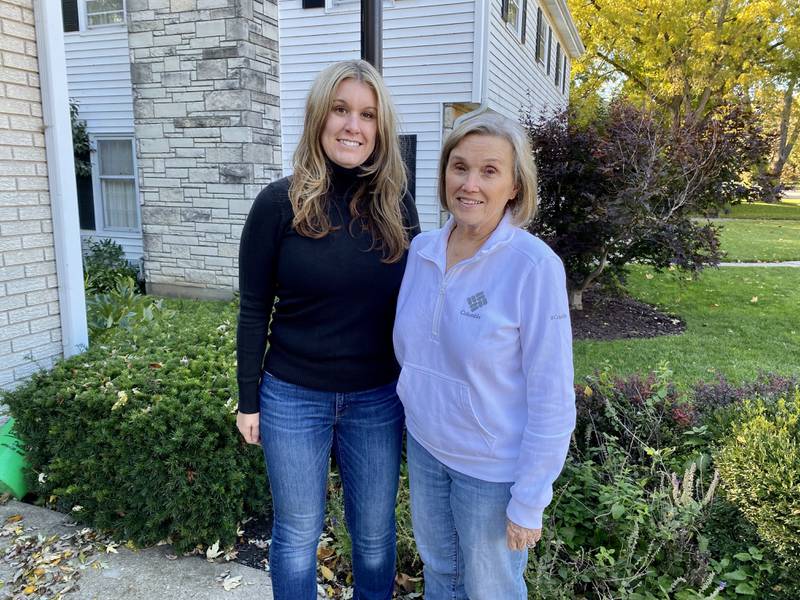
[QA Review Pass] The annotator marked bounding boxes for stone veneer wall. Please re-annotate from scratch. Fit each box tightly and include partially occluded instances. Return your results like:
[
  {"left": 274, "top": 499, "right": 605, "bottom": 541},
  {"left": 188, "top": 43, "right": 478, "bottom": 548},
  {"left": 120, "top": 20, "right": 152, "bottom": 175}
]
[
  {"left": 128, "top": 0, "right": 281, "bottom": 299},
  {"left": 0, "top": 0, "right": 63, "bottom": 396}
]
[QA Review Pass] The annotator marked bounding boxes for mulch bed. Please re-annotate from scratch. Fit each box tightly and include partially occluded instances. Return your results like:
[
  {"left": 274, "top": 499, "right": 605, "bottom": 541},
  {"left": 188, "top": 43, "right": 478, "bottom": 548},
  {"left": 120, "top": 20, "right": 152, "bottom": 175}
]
[
  {"left": 570, "top": 288, "right": 685, "bottom": 340},
  {"left": 233, "top": 512, "right": 272, "bottom": 571}
]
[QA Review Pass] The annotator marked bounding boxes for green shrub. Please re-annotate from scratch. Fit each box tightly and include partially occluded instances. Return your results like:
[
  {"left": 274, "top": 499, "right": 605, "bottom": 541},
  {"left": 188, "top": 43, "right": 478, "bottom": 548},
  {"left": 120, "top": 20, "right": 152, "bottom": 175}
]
[
  {"left": 83, "top": 238, "right": 141, "bottom": 295},
  {"left": 1, "top": 298, "right": 267, "bottom": 553},
  {"left": 716, "top": 393, "right": 800, "bottom": 565},
  {"left": 86, "top": 276, "right": 168, "bottom": 337}
]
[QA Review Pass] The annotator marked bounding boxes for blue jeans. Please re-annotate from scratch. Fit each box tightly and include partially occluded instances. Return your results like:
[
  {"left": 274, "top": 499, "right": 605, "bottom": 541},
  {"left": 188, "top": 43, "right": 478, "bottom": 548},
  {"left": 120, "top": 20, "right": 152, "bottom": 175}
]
[
  {"left": 259, "top": 371, "right": 404, "bottom": 600},
  {"left": 407, "top": 434, "right": 528, "bottom": 600}
]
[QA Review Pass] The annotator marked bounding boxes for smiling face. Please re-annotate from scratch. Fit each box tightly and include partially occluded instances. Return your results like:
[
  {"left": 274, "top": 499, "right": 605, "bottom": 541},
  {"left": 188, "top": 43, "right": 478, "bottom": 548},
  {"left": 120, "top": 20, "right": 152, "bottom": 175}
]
[
  {"left": 445, "top": 134, "right": 518, "bottom": 237},
  {"left": 320, "top": 78, "right": 378, "bottom": 169}
]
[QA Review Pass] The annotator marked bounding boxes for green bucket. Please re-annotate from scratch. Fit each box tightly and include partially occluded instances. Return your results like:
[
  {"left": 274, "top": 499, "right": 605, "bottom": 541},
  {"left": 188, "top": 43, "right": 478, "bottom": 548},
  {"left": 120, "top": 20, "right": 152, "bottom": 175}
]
[{"left": 0, "top": 418, "right": 28, "bottom": 499}]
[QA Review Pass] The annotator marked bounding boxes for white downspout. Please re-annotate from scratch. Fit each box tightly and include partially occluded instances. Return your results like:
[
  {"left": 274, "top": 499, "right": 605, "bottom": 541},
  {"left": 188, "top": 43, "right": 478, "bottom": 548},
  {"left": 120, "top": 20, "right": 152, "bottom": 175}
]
[
  {"left": 33, "top": 0, "right": 89, "bottom": 357},
  {"left": 460, "top": 0, "right": 492, "bottom": 126}
]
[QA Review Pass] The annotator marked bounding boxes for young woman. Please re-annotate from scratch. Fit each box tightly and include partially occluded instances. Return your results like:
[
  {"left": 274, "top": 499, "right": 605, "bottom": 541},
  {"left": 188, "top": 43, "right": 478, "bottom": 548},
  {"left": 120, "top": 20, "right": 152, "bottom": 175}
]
[
  {"left": 236, "top": 60, "right": 419, "bottom": 600},
  {"left": 394, "top": 112, "right": 575, "bottom": 599}
]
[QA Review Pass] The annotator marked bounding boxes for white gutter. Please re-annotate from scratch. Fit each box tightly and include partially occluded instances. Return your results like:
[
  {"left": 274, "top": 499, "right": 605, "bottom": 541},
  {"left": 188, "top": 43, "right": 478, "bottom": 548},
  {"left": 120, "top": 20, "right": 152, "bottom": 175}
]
[
  {"left": 33, "top": 0, "right": 89, "bottom": 357},
  {"left": 543, "top": 0, "right": 585, "bottom": 58}
]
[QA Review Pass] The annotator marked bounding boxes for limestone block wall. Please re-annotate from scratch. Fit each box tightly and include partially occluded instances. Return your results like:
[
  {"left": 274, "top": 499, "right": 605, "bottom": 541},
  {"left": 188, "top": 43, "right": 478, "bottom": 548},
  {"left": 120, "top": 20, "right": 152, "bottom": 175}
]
[
  {"left": 128, "top": 0, "right": 281, "bottom": 299},
  {"left": 0, "top": 0, "right": 63, "bottom": 392}
]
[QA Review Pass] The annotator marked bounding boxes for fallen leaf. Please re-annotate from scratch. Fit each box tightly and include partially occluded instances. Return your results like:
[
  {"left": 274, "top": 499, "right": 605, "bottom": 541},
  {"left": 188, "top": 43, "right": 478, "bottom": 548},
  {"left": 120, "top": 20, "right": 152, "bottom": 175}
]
[
  {"left": 320, "top": 564, "right": 335, "bottom": 581},
  {"left": 206, "top": 540, "right": 224, "bottom": 561},
  {"left": 5, "top": 515, "right": 23, "bottom": 524},
  {"left": 583, "top": 386, "right": 593, "bottom": 398},
  {"left": 645, "top": 273, "right": 654, "bottom": 280},
  {"left": 222, "top": 575, "right": 242, "bottom": 591}
]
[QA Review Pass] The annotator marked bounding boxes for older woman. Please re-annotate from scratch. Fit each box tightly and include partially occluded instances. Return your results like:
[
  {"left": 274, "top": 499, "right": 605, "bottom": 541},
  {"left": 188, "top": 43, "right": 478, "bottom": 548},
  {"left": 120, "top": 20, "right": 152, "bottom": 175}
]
[
  {"left": 236, "top": 60, "right": 419, "bottom": 600},
  {"left": 393, "top": 112, "right": 575, "bottom": 599}
]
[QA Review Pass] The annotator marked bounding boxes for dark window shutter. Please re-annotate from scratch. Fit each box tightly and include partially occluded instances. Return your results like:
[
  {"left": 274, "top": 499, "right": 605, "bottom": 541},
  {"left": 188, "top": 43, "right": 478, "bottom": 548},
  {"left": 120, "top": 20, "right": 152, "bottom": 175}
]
[
  {"left": 501, "top": 0, "right": 509, "bottom": 22},
  {"left": 302, "top": 0, "right": 325, "bottom": 8},
  {"left": 562, "top": 56, "right": 568, "bottom": 92},
  {"left": 62, "top": 0, "right": 79, "bottom": 32},
  {"left": 76, "top": 174, "right": 95, "bottom": 230},
  {"left": 535, "top": 7, "right": 543, "bottom": 60},
  {"left": 399, "top": 135, "right": 417, "bottom": 199},
  {"left": 520, "top": 0, "right": 528, "bottom": 44},
  {"left": 555, "top": 42, "right": 562, "bottom": 86},
  {"left": 546, "top": 27, "right": 552, "bottom": 74}
]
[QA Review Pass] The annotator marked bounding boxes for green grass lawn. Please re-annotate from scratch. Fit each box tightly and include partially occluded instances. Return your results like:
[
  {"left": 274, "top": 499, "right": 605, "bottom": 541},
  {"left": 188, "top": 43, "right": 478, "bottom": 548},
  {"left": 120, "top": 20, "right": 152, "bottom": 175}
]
[
  {"left": 724, "top": 200, "right": 800, "bottom": 219},
  {"left": 714, "top": 219, "right": 800, "bottom": 262},
  {"left": 573, "top": 266, "right": 800, "bottom": 388}
]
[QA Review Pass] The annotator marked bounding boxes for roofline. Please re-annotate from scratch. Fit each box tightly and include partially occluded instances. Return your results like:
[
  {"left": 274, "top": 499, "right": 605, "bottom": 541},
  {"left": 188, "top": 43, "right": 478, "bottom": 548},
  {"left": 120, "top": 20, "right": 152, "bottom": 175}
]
[{"left": 543, "top": 0, "right": 585, "bottom": 58}]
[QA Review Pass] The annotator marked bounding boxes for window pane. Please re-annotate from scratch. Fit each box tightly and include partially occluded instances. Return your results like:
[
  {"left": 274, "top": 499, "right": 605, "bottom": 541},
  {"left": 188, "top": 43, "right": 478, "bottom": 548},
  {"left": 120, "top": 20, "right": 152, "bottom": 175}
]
[
  {"left": 86, "top": 0, "right": 123, "bottom": 12},
  {"left": 86, "top": 0, "right": 124, "bottom": 26},
  {"left": 508, "top": 1, "right": 519, "bottom": 27},
  {"left": 102, "top": 179, "right": 138, "bottom": 229},
  {"left": 99, "top": 140, "right": 134, "bottom": 177}
]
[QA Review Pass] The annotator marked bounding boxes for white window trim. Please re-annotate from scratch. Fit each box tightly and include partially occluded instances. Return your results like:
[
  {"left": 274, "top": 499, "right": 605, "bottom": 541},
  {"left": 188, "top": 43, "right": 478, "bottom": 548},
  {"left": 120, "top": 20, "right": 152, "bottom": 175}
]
[
  {"left": 504, "top": 0, "right": 524, "bottom": 39},
  {"left": 89, "top": 135, "right": 141, "bottom": 235},
  {"left": 325, "top": 0, "right": 395, "bottom": 14}
]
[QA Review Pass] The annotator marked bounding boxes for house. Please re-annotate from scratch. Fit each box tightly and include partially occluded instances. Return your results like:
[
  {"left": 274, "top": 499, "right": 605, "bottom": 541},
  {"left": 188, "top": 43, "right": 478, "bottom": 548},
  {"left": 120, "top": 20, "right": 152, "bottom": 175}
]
[
  {"left": 62, "top": 0, "right": 282, "bottom": 300},
  {"left": 0, "top": 1, "right": 87, "bottom": 398},
  {"left": 280, "top": 0, "right": 584, "bottom": 229},
  {"left": 65, "top": 0, "right": 582, "bottom": 296}
]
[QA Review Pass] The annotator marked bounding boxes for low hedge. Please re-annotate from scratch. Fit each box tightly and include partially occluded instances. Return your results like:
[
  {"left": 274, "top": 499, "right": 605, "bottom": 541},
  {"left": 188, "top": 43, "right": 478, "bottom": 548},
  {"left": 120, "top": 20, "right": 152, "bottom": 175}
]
[
  {"left": 716, "top": 392, "right": 800, "bottom": 566},
  {"left": 2, "top": 298, "right": 267, "bottom": 553}
]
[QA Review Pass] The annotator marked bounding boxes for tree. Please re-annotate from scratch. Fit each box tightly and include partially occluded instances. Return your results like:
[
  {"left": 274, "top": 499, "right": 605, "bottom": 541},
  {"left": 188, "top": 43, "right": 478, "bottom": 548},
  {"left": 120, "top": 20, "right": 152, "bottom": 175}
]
[
  {"left": 567, "top": 0, "right": 799, "bottom": 193},
  {"left": 756, "top": 0, "right": 800, "bottom": 190},
  {"left": 524, "top": 101, "right": 771, "bottom": 310},
  {"left": 69, "top": 99, "right": 91, "bottom": 177},
  {"left": 568, "top": 0, "right": 774, "bottom": 125}
]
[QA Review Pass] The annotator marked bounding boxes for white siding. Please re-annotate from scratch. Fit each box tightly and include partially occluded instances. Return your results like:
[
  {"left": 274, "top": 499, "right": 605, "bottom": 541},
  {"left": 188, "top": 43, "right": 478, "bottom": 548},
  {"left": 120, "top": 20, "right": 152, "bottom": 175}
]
[
  {"left": 64, "top": 26, "right": 142, "bottom": 260},
  {"left": 279, "top": 0, "right": 476, "bottom": 231},
  {"left": 486, "top": 1, "right": 569, "bottom": 121},
  {"left": 64, "top": 27, "right": 135, "bottom": 135}
]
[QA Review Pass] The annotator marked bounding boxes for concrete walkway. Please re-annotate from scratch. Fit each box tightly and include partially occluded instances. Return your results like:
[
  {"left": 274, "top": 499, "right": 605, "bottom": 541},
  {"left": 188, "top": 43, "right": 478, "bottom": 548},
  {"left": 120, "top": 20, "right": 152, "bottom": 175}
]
[
  {"left": 0, "top": 500, "right": 274, "bottom": 600},
  {"left": 719, "top": 261, "right": 800, "bottom": 267}
]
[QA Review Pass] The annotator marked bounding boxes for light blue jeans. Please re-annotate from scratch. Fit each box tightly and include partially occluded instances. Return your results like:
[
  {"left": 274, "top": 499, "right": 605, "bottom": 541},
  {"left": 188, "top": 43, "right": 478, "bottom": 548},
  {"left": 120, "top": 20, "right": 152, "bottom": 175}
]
[
  {"left": 259, "top": 371, "right": 404, "bottom": 600},
  {"left": 407, "top": 433, "right": 528, "bottom": 600}
]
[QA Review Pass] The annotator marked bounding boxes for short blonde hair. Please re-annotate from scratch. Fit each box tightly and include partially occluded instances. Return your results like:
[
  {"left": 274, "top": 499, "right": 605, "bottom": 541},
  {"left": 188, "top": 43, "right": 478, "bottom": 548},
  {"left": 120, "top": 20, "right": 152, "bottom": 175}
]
[
  {"left": 290, "top": 60, "right": 410, "bottom": 263},
  {"left": 438, "top": 111, "right": 537, "bottom": 226}
]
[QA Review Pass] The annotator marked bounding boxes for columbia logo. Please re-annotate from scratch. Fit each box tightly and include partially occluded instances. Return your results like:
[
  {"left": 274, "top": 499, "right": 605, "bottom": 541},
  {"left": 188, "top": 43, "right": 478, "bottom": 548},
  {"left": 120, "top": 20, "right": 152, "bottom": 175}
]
[{"left": 467, "top": 292, "right": 488, "bottom": 312}]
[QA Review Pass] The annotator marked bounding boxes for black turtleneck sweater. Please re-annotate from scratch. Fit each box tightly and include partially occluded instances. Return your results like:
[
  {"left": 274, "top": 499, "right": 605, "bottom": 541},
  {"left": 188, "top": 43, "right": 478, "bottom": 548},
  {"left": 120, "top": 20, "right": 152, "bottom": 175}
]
[{"left": 236, "top": 164, "right": 421, "bottom": 413}]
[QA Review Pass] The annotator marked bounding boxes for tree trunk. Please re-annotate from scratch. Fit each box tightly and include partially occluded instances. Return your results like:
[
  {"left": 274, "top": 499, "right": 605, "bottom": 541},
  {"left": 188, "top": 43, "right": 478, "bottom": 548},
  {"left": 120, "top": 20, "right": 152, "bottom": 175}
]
[
  {"left": 569, "top": 288, "right": 585, "bottom": 311},
  {"left": 763, "top": 76, "right": 800, "bottom": 200}
]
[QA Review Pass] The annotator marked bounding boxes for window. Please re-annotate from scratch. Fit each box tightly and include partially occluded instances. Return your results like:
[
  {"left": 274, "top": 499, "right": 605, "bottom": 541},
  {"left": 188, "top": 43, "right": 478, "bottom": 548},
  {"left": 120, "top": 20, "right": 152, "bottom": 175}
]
[
  {"left": 502, "top": 0, "right": 523, "bottom": 37},
  {"left": 535, "top": 7, "right": 545, "bottom": 62},
  {"left": 61, "top": 0, "right": 125, "bottom": 32},
  {"left": 554, "top": 42, "right": 562, "bottom": 88},
  {"left": 96, "top": 139, "right": 138, "bottom": 231},
  {"left": 546, "top": 27, "right": 552, "bottom": 75},
  {"left": 302, "top": 0, "right": 325, "bottom": 6},
  {"left": 86, "top": 0, "right": 125, "bottom": 27}
]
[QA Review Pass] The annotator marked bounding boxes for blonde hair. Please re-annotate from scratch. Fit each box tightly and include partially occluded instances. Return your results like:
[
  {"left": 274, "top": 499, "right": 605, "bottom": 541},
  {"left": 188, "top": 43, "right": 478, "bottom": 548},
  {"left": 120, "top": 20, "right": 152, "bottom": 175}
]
[
  {"left": 290, "top": 60, "right": 410, "bottom": 263},
  {"left": 438, "top": 111, "right": 538, "bottom": 226}
]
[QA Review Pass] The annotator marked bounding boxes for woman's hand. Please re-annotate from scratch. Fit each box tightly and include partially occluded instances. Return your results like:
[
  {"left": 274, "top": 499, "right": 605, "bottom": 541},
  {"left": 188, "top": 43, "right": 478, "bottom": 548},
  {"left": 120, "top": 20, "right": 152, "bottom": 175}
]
[
  {"left": 237, "top": 411, "right": 261, "bottom": 444},
  {"left": 506, "top": 519, "right": 542, "bottom": 551}
]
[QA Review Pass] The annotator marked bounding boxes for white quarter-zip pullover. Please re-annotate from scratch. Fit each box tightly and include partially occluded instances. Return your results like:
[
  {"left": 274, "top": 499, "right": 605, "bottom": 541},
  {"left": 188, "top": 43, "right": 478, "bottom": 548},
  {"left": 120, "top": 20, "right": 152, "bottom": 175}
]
[{"left": 393, "top": 211, "right": 575, "bottom": 529}]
